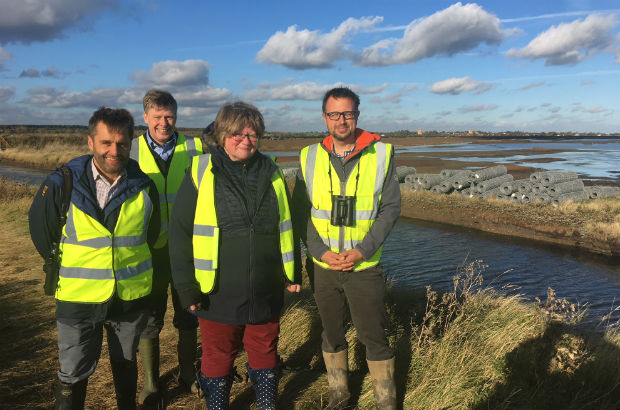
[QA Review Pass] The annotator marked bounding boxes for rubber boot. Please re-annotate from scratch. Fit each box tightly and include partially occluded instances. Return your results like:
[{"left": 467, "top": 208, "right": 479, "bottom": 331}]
[
  {"left": 137, "top": 337, "right": 160, "bottom": 406},
  {"left": 110, "top": 359, "right": 138, "bottom": 410},
  {"left": 177, "top": 328, "right": 198, "bottom": 393},
  {"left": 246, "top": 363, "right": 279, "bottom": 410},
  {"left": 367, "top": 357, "right": 397, "bottom": 410},
  {"left": 196, "top": 371, "right": 233, "bottom": 410},
  {"left": 322, "top": 350, "right": 351, "bottom": 410},
  {"left": 54, "top": 378, "right": 88, "bottom": 410}
]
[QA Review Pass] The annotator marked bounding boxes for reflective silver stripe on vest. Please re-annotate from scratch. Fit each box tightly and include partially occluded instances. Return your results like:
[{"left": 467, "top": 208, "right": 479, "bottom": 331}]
[
  {"left": 186, "top": 137, "right": 197, "bottom": 157},
  {"left": 279, "top": 219, "right": 292, "bottom": 233},
  {"left": 129, "top": 139, "right": 140, "bottom": 160},
  {"left": 194, "top": 258, "right": 214, "bottom": 271},
  {"left": 64, "top": 206, "right": 78, "bottom": 242},
  {"left": 196, "top": 154, "right": 211, "bottom": 188},
  {"left": 303, "top": 144, "right": 319, "bottom": 202},
  {"left": 62, "top": 236, "right": 111, "bottom": 248},
  {"left": 282, "top": 250, "right": 295, "bottom": 264},
  {"left": 113, "top": 235, "right": 147, "bottom": 247},
  {"left": 311, "top": 208, "right": 330, "bottom": 220},
  {"left": 59, "top": 266, "right": 113, "bottom": 279},
  {"left": 115, "top": 259, "right": 153, "bottom": 281},
  {"left": 194, "top": 224, "right": 216, "bottom": 236},
  {"left": 371, "top": 142, "right": 388, "bottom": 220}
]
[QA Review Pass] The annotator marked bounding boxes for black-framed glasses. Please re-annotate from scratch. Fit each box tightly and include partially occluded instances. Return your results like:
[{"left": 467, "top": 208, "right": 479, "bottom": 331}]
[
  {"left": 230, "top": 133, "right": 259, "bottom": 143},
  {"left": 324, "top": 111, "right": 359, "bottom": 121}
]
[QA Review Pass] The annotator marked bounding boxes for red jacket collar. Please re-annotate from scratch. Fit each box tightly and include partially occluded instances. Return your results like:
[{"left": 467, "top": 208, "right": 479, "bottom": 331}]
[{"left": 321, "top": 129, "right": 381, "bottom": 162}]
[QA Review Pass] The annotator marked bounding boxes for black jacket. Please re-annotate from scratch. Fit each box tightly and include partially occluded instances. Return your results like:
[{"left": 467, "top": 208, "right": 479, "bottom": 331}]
[
  {"left": 28, "top": 155, "right": 160, "bottom": 322},
  {"left": 169, "top": 146, "right": 301, "bottom": 325}
]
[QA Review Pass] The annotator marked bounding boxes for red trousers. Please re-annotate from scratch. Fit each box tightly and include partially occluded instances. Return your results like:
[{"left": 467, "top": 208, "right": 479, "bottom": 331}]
[{"left": 198, "top": 316, "right": 280, "bottom": 377}]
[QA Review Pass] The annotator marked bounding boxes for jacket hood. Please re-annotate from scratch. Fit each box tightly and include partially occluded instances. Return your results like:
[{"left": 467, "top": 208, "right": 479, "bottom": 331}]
[{"left": 320, "top": 128, "right": 381, "bottom": 162}]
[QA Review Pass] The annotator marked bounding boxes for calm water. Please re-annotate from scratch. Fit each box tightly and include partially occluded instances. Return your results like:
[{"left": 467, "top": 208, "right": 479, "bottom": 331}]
[
  {"left": 395, "top": 139, "right": 620, "bottom": 181},
  {"left": 382, "top": 219, "right": 620, "bottom": 325},
  {"left": 0, "top": 163, "right": 49, "bottom": 186}
]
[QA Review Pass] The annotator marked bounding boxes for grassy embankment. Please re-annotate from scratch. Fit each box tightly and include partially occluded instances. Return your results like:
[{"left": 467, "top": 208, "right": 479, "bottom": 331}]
[
  {"left": 1, "top": 179, "right": 619, "bottom": 409},
  {"left": 401, "top": 189, "right": 620, "bottom": 257}
]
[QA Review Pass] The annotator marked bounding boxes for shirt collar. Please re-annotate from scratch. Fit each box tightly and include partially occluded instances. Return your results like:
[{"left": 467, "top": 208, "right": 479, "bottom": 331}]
[{"left": 145, "top": 130, "right": 177, "bottom": 160}]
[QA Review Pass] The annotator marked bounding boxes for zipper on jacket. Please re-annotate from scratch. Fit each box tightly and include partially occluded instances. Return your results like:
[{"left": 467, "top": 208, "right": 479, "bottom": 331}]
[{"left": 248, "top": 223, "right": 255, "bottom": 322}]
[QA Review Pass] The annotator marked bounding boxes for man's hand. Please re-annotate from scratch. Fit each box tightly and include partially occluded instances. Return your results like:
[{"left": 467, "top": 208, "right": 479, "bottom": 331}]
[
  {"left": 321, "top": 250, "right": 354, "bottom": 271},
  {"left": 339, "top": 249, "right": 363, "bottom": 271},
  {"left": 189, "top": 302, "right": 202, "bottom": 311},
  {"left": 286, "top": 284, "right": 301, "bottom": 293}
]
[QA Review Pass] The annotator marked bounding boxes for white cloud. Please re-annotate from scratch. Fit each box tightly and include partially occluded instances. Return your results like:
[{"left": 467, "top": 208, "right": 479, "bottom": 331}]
[
  {"left": 517, "top": 81, "right": 545, "bottom": 91},
  {"left": 0, "top": 0, "right": 116, "bottom": 44},
  {"left": 0, "top": 46, "right": 12, "bottom": 68},
  {"left": 0, "top": 85, "right": 14, "bottom": 102},
  {"left": 23, "top": 86, "right": 124, "bottom": 108},
  {"left": 357, "top": 3, "right": 504, "bottom": 66},
  {"left": 506, "top": 13, "right": 618, "bottom": 65},
  {"left": 587, "top": 106, "right": 607, "bottom": 113},
  {"left": 256, "top": 16, "right": 383, "bottom": 69},
  {"left": 459, "top": 104, "right": 498, "bottom": 113},
  {"left": 244, "top": 81, "right": 388, "bottom": 101},
  {"left": 431, "top": 76, "right": 493, "bottom": 95},
  {"left": 130, "top": 59, "right": 211, "bottom": 88}
]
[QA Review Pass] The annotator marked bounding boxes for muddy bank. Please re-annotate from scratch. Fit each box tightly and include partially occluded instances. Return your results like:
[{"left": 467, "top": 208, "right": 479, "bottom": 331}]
[{"left": 400, "top": 190, "right": 619, "bottom": 258}]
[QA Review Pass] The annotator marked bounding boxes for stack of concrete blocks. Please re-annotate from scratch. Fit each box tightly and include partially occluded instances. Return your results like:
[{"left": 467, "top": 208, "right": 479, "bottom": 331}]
[
  {"left": 398, "top": 164, "right": 620, "bottom": 206},
  {"left": 585, "top": 185, "right": 620, "bottom": 199}
]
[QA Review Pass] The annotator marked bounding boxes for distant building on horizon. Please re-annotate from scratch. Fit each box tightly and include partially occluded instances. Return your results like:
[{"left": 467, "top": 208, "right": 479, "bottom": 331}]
[{"left": 417, "top": 128, "right": 423, "bottom": 135}]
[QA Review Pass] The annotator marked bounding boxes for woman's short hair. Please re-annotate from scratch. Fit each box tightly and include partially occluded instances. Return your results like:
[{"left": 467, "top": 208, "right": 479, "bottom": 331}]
[{"left": 213, "top": 102, "right": 264, "bottom": 146}]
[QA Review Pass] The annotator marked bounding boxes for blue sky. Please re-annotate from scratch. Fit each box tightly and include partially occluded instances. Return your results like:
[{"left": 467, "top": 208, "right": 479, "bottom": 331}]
[{"left": 0, "top": 0, "right": 618, "bottom": 133}]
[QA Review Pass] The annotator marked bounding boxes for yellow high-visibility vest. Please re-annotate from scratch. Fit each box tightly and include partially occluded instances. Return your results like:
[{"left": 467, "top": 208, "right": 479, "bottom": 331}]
[
  {"left": 300, "top": 141, "right": 392, "bottom": 271},
  {"left": 190, "top": 154, "right": 295, "bottom": 293},
  {"left": 57, "top": 189, "right": 154, "bottom": 302},
  {"left": 131, "top": 133, "right": 203, "bottom": 248}
]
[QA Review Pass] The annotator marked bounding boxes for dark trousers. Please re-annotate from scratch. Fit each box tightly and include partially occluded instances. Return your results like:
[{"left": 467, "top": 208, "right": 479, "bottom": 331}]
[
  {"left": 141, "top": 245, "right": 198, "bottom": 339},
  {"left": 198, "top": 316, "right": 280, "bottom": 377},
  {"left": 312, "top": 262, "right": 393, "bottom": 361}
]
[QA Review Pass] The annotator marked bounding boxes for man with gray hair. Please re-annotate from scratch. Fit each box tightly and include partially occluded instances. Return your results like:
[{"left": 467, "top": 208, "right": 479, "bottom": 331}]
[{"left": 130, "top": 90, "right": 204, "bottom": 404}]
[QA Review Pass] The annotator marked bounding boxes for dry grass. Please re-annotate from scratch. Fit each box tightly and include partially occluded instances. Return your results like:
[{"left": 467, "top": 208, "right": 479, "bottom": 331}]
[
  {"left": 401, "top": 189, "right": 620, "bottom": 255},
  {"left": 0, "top": 144, "right": 88, "bottom": 169}
]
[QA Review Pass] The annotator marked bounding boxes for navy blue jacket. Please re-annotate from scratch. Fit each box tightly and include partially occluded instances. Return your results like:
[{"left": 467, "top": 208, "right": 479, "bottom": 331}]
[{"left": 29, "top": 155, "right": 160, "bottom": 322}]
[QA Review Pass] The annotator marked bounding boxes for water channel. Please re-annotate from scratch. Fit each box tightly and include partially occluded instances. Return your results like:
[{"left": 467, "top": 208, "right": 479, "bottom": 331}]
[{"left": 2, "top": 137, "right": 619, "bottom": 325}]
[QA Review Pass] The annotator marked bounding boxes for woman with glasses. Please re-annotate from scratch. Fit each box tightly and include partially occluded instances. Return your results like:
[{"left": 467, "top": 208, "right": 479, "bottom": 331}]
[{"left": 168, "top": 102, "right": 301, "bottom": 410}]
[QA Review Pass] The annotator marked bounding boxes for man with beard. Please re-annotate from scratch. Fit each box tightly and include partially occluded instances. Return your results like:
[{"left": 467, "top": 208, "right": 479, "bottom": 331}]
[
  {"left": 293, "top": 87, "right": 400, "bottom": 409},
  {"left": 29, "top": 107, "right": 160, "bottom": 410}
]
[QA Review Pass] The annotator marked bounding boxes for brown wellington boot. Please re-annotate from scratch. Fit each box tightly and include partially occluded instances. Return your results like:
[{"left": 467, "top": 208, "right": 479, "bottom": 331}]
[
  {"left": 322, "top": 350, "right": 351, "bottom": 410},
  {"left": 367, "top": 357, "right": 397, "bottom": 410}
]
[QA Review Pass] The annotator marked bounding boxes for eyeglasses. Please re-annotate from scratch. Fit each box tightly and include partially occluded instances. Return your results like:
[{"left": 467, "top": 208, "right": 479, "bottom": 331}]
[
  {"left": 324, "top": 111, "right": 359, "bottom": 121},
  {"left": 230, "top": 133, "right": 259, "bottom": 143}
]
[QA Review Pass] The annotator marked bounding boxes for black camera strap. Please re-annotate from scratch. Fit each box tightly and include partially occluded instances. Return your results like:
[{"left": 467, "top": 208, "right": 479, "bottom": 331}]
[
  {"left": 328, "top": 159, "right": 361, "bottom": 197},
  {"left": 58, "top": 166, "right": 73, "bottom": 230}
]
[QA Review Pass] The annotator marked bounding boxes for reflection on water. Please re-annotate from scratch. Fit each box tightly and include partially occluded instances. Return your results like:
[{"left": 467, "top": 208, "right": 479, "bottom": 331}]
[
  {"left": 381, "top": 219, "right": 620, "bottom": 325},
  {"left": 395, "top": 139, "right": 620, "bottom": 180},
  {"left": 0, "top": 163, "right": 49, "bottom": 186}
]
